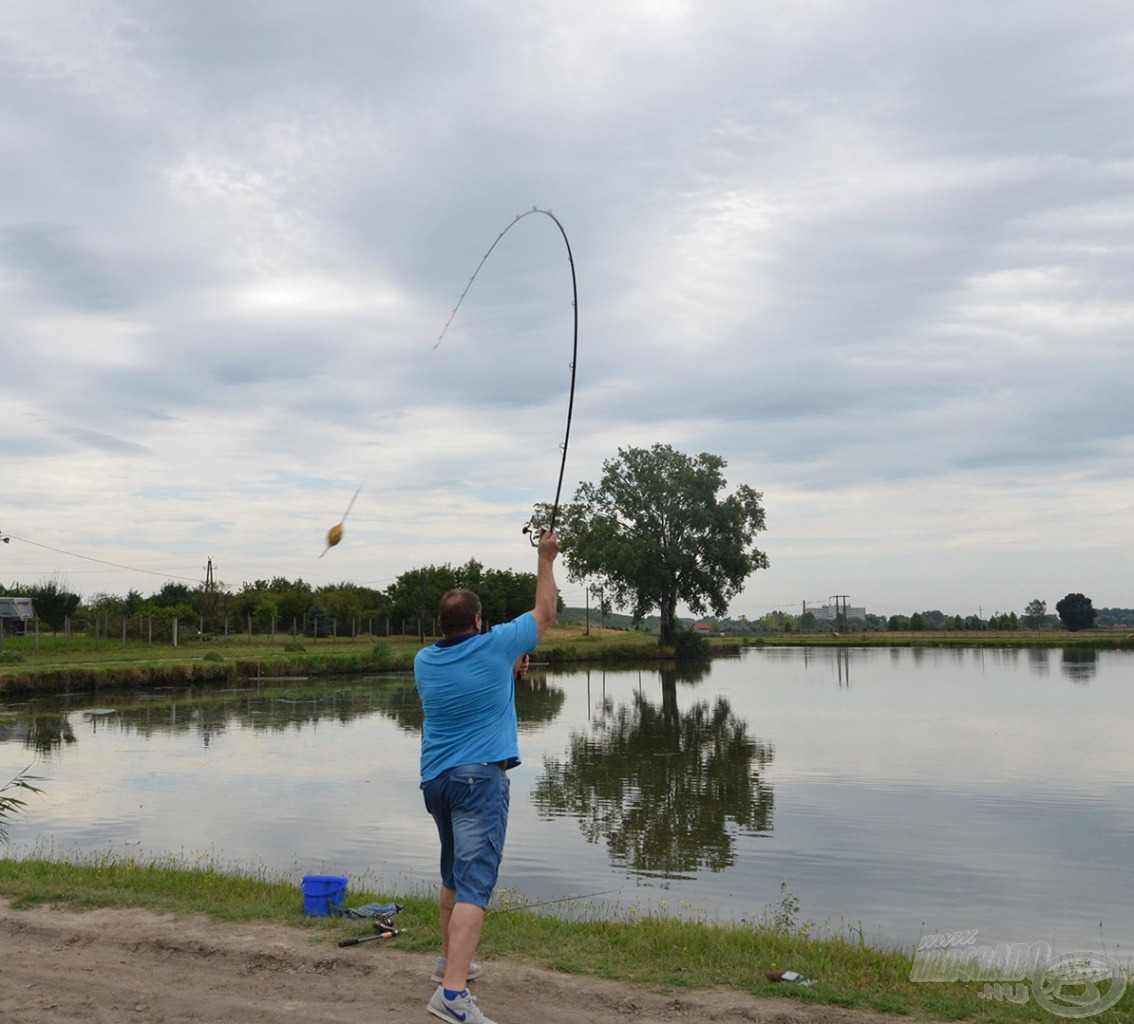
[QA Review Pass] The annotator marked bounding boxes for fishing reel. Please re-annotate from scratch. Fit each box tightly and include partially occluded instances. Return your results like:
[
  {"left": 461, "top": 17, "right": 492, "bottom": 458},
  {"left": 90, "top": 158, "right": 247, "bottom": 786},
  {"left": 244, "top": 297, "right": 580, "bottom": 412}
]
[{"left": 522, "top": 522, "right": 549, "bottom": 547}]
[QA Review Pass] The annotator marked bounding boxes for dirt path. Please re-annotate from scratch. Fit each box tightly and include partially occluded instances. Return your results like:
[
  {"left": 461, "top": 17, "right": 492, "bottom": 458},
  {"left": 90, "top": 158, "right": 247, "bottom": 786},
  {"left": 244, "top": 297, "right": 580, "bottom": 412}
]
[{"left": 0, "top": 900, "right": 919, "bottom": 1024}]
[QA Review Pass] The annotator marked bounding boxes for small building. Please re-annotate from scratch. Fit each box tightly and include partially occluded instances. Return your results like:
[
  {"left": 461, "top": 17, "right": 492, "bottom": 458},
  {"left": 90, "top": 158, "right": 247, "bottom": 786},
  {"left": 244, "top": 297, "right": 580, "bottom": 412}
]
[{"left": 0, "top": 597, "right": 37, "bottom": 634}]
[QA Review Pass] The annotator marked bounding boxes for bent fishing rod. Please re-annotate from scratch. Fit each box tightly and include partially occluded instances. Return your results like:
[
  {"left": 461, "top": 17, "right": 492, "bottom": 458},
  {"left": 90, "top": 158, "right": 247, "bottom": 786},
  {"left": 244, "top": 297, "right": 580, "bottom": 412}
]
[{"left": 438, "top": 208, "right": 578, "bottom": 544}]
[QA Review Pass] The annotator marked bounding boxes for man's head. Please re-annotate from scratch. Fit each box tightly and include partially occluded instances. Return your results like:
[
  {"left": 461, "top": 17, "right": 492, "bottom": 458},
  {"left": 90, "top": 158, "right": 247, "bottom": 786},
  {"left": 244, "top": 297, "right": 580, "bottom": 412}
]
[{"left": 438, "top": 589, "right": 482, "bottom": 637}]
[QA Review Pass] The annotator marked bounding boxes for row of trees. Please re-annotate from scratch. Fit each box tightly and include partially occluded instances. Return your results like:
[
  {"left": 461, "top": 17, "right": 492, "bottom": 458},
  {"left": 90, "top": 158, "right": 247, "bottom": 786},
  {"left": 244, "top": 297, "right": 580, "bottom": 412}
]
[
  {"left": 730, "top": 594, "right": 1115, "bottom": 635},
  {"left": 1, "top": 559, "right": 550, "bottom": 638}
]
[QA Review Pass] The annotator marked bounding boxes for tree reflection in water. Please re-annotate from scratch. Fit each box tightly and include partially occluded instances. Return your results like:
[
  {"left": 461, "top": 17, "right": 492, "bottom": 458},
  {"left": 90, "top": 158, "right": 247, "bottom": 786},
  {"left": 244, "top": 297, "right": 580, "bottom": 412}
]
[{"left": 533, "top": 666, "right": 774, "bottom": 879}]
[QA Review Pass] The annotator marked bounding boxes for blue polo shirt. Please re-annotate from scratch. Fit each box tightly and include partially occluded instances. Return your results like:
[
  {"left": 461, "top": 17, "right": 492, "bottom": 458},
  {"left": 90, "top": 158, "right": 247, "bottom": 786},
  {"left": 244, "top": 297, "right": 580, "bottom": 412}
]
[{"left": 415, "top": 613, "right": 538, "bottom": 783}]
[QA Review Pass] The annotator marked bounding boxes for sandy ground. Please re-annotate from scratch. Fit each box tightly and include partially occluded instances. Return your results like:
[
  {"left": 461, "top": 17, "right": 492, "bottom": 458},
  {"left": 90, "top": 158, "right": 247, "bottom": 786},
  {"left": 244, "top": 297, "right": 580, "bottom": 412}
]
[{"left": 0, "top": 899, "right": 912, "bottom": 1024}]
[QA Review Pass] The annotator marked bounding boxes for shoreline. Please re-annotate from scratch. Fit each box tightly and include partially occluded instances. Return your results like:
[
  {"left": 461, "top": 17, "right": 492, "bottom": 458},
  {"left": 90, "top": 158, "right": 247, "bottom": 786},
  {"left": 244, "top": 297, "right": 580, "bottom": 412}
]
[{"left": 2, "top": 627, "right": 1130, "bottom": 696}]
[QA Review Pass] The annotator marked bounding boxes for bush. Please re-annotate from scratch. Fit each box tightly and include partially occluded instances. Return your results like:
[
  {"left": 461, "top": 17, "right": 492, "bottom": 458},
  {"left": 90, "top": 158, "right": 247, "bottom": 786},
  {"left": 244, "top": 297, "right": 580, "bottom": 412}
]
[
  {"left": 671, "top": 626, "right": 710, "bottom": 661},
  {"left": 0, "top": 651, "right": 25, "bottom": 664},
  {"left": 283, "top": 640, "right": 306, "bottom": 653},
  {"left": 202, "top": 652, "right": 225, "bottom": 663}
]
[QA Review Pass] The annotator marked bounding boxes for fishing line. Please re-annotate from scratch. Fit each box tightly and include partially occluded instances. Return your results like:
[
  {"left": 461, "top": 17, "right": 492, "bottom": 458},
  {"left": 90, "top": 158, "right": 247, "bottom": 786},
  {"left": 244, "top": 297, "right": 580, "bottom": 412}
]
[
  {"left": 490, "top": 886, "right": 621, "bottom": 914},
  {"left": 437, "top": 207, "right": 579, "bottom": 540}
]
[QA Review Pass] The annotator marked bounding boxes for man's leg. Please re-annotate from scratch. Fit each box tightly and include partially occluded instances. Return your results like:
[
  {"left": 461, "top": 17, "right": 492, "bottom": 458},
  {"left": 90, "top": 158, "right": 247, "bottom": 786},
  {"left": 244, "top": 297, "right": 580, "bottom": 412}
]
[
  {"left": 438, "top": 885, "right": 455, "bottom": 957},
  {"left": 438, "top": 764, "right": 507, "bottom": 992},
  {"left": 441, "top": 901, "right": 485, "bottom": 991}
]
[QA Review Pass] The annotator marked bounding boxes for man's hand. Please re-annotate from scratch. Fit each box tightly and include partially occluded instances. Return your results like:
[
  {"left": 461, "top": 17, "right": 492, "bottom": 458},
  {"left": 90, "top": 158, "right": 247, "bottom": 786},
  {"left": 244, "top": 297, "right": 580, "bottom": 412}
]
[{"left": 538, "top": 529, "right": 559, "bottom": 561}]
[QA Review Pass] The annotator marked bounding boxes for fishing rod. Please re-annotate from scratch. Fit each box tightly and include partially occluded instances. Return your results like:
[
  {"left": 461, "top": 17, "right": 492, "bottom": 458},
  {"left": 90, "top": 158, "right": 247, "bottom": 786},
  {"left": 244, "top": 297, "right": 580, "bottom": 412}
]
[
  {"left": 337, "top": 914, "right": 404, "bottom": 947},
  {"left": 438, "top": 208, "right": 578, "bottom": 544}
]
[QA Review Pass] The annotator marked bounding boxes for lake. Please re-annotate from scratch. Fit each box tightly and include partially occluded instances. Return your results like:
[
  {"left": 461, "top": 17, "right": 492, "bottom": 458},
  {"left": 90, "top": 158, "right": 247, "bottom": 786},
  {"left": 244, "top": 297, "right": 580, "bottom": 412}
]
[{"left": 2, "top": 645, "right": 1131, "bottom": 954}]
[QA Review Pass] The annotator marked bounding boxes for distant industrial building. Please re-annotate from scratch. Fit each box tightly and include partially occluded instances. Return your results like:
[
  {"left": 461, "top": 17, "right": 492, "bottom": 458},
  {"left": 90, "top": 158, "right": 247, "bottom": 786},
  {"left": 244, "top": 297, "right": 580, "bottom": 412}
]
[{"left": 808, "top": 602, "right": 866, "bottom": 622}]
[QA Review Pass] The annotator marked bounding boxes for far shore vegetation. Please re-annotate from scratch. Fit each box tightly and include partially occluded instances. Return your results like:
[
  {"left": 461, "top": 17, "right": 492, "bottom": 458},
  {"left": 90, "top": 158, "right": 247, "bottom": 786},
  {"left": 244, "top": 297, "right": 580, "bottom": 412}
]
[
  {"left": 1, "top": 616, "right": 1133, "bottom": 695},
  {"left": 4, "top": 852, "right": 1129, "bottom": 1023}
]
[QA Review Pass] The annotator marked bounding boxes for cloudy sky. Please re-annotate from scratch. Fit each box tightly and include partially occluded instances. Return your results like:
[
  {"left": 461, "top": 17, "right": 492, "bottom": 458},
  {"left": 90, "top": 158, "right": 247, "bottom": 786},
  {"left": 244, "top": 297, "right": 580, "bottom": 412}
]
[{"left": 2, "top": 1, "right": 1132, "bottom": 620}]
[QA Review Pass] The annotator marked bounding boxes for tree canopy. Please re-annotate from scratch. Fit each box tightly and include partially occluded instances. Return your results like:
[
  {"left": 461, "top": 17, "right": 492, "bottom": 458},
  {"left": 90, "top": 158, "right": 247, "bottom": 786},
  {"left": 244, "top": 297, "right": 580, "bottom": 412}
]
[
  {"left": 1023, "top": 598, "right": 1047, "bottom": 630},
  {"left": 1056, "top": 592, "right": 1096, "bottom": 632},
  {"left": 542, "top": 444, "right": 769, "bottom": 647}
]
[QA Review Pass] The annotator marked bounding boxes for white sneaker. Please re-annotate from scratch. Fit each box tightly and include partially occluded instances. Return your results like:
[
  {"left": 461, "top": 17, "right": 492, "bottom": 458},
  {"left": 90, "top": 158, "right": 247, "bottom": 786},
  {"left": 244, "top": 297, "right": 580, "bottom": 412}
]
[
  {"left": 427, "top": 986, "right": 495, "bottom": 1024},
  {"left": 431, "top": 955, "right": 483, "bottom": 984}
]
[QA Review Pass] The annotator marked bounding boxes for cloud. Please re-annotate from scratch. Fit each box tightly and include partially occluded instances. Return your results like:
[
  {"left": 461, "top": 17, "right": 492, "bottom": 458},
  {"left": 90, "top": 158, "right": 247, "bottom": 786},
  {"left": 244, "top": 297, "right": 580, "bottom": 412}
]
[{"left": 1, "top": 1, "right": 1132, "bottom": 615}]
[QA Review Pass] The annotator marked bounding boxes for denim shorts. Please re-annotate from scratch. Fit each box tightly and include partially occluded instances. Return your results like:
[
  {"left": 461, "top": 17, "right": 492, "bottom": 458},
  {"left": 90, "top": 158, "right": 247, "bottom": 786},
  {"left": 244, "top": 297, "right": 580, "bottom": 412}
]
[{"left": 421, "top": 763, "right": 510, "bottom": 909}]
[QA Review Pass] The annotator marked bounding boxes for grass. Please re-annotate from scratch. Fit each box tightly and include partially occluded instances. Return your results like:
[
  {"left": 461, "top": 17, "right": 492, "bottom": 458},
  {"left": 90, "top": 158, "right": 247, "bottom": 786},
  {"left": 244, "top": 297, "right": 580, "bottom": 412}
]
[
  {"left": 0, "top": 624, "right": 677, "bottom": 694},
  {"left": 1, "top": 853, "right": 1130, "bottom": 1022}
]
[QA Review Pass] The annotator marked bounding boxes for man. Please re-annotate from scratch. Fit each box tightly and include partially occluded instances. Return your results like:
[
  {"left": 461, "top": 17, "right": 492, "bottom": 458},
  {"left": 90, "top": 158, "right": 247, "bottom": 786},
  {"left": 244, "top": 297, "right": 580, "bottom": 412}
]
[{"left": 415, "top": 529, "right": 559, "bottom": 1024}]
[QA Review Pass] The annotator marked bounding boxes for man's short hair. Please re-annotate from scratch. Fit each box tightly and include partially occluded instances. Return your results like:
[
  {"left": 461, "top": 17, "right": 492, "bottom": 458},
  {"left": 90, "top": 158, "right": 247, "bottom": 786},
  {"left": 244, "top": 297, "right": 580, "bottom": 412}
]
[{"left": 438, "top": 589, "right": 481, "bottom": 636}]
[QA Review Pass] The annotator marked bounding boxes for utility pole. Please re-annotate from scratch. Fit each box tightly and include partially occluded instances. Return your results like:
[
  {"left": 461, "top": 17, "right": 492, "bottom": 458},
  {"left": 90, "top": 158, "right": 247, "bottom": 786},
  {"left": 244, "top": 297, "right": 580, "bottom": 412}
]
[
  {"left": 832, "top": 595, "right": 850, "bottom": 632},
  {"left": 0, "top": 528, "right": 6, "bottom": 653}
]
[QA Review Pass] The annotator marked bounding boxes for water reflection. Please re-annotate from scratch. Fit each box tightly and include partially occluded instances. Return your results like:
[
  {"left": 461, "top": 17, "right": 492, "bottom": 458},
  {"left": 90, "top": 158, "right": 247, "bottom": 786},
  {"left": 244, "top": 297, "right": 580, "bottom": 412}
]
[
  {"left": 1060, "top": 648, "right": 1098, "bottom": 682},
  {"left": 836, "top": 647, "right": 851, "bottom": 688},
  {"left": 0, "top": 713, "right": 76, "bottom": 753},
  {"left": 532, "top": 675, "right": 774, "bottom": 879},
  {"left": 376, "top": 676, "right": 567, "bottom": 737},
  {"left": 0, "top": 676, "right": 571, "bottom": 753}
]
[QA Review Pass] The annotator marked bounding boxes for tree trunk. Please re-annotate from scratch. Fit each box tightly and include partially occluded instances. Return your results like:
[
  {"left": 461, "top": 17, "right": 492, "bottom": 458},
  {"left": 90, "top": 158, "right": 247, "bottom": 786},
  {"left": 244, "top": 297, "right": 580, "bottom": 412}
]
[{"left": 659, "top": 594, "right": 678, "bottom": 647}]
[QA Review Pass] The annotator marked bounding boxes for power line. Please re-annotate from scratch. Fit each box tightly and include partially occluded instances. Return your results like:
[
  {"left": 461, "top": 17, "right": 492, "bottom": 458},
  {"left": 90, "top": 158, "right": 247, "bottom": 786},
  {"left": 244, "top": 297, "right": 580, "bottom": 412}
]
[{"left": 2, "top": 534, "right": 200, "bottom": 584}]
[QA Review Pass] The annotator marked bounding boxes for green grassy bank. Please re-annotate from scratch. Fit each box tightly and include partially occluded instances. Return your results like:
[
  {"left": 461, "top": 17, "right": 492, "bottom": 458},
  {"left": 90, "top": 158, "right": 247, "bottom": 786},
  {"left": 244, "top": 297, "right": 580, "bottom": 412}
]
[
  {"left": 0, "top": 625, "right": 715, "bottom": 694},
  {"left": 1, "top": 623, "right": 1129, "bottom": 696},
  {"left": 5, "top": 854, "right": 1127, "bottom": 1022}
]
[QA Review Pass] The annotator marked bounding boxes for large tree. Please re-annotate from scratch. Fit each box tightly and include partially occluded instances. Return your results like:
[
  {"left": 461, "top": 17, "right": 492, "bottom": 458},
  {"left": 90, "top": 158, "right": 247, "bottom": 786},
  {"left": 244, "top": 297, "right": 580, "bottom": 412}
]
[
  {"left": 543, "top": 444, "right": 769, "bottom": 647},
  {"left": 1056, "top": 592, "right": 1096, "bottom": 632}
]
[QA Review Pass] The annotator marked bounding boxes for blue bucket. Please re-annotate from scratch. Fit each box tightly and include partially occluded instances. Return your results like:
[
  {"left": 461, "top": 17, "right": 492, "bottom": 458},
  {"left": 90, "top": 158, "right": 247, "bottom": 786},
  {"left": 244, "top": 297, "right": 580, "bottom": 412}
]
[{"left": 301, "top": 874, "right": 348, "bottom": 916}]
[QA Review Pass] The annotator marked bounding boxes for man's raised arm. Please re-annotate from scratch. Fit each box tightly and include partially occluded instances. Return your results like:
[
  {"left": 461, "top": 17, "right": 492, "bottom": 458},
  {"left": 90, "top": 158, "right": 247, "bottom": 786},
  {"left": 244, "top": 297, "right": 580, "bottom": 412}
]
[{"left": 530, "top": 530, "right": 559, "bottom": 639}]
